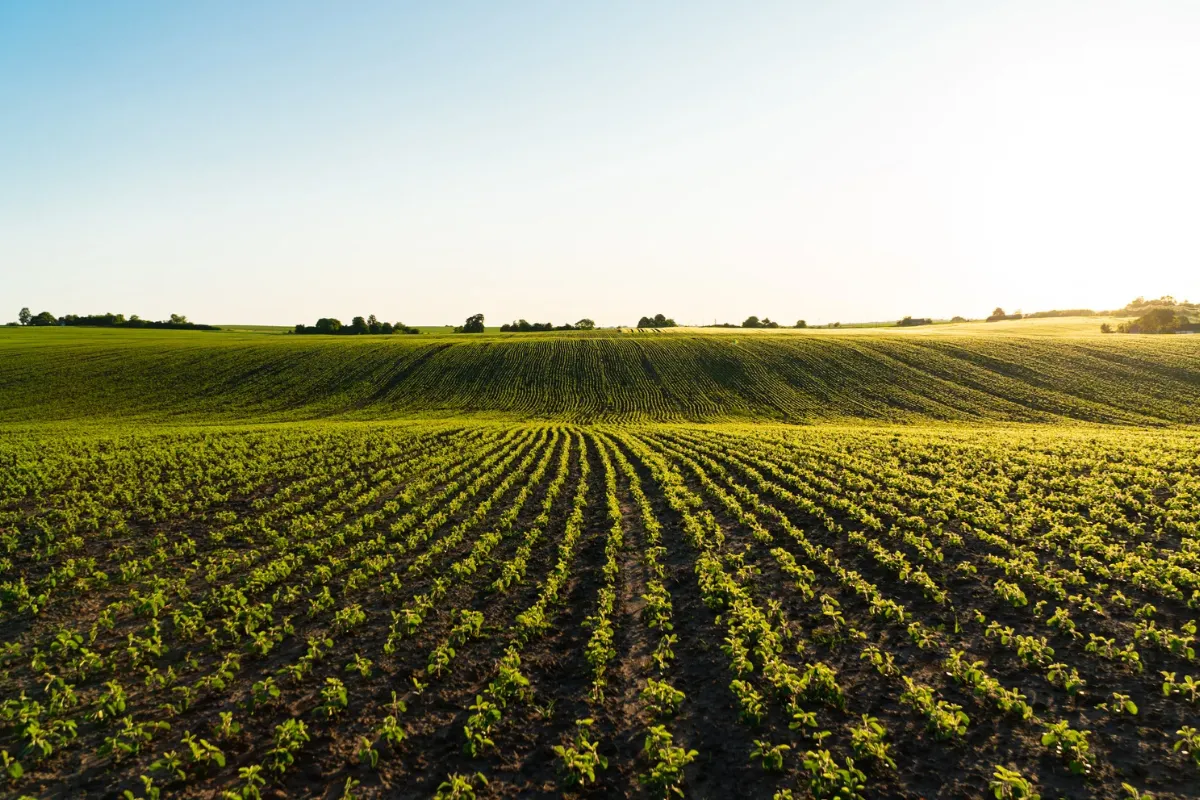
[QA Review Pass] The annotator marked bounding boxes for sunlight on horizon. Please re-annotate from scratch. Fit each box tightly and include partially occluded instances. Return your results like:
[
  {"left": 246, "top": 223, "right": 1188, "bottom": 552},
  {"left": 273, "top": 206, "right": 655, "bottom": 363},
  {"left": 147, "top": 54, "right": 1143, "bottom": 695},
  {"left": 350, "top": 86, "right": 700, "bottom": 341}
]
[{"left": 2, "top": 1, "right": 1197, "bottom": 325}]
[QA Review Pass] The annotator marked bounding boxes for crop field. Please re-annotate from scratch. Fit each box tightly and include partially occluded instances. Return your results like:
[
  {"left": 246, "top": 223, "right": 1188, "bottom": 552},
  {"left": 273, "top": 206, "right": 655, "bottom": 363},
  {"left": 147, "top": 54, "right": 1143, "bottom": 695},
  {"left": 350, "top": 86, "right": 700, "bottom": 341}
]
[
  {"left": 3, "top": 324, "right": 1200, "bottom": 425},
  {"left": 2, "top": 421, "right": 1199, "bottom": 799}
]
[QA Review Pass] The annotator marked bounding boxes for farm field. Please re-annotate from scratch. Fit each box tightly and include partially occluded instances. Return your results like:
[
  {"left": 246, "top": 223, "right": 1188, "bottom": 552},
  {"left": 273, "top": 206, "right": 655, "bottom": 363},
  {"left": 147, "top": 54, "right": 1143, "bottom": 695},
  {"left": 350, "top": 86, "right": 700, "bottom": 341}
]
[
  {"left": 208, "top": 316, "right": 1143, "bottom": 338},
  {"left": 3, "top": 322, "right": 1200, "bottom": 425},
  {"left": 10, "top": 2, "right": 1200, "bottom": 798},
  {"left": 2, "top": 421, "right": 1199, "bottom": 799}
]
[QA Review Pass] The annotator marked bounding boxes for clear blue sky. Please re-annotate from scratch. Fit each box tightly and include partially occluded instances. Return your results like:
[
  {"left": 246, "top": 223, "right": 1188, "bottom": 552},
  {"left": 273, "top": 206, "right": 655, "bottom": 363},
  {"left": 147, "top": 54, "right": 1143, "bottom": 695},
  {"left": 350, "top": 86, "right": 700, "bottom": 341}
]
[{"left": 3, "top": 1, "right": 1198, "bottom": 326}]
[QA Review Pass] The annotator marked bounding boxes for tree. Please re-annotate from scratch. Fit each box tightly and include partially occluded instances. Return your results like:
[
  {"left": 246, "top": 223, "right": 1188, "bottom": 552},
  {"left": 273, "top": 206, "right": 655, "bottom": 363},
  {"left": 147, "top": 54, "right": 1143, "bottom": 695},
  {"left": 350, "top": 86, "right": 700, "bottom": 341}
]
[
  {"left": 169, "top": 313, "right": 189, "bottom": 325},
  {"left": 992, "top": 307, "right": 1006, "bottom": 318},
  {"left": 18, "top": 307, "right": 31, "bottom": 326},
  {"left": 575, "top": 318, "right": 595, "bottom": 330},
  {"left": 742, "top": 316, "right": 761, "bottom": 328},
  {"left": 367, "top": 314, "right": 382, "bottom": 334},
  {"left": 31, "top": 311, "right": 57, "bottom": 326},
  {"left": 637, "top": 313, "right": 676, "bottom": 328},
  {"left": 1130, "top": 308, "right": 1180, "bottom": 334},
  {"left": 1100, "top": 323, "right": 1113, "bottom": 334},
  {"left": 315, "top": 317, "right": 342, "bottom": 334},
  {"left": 458, "top": 313, "right": 485, "bottom": 334},
  {"left": 794, "top": 320, "right": 807, "bottom": 329},
  {"left": 350, "top": 316, "right": 369, "bottom": 335}
]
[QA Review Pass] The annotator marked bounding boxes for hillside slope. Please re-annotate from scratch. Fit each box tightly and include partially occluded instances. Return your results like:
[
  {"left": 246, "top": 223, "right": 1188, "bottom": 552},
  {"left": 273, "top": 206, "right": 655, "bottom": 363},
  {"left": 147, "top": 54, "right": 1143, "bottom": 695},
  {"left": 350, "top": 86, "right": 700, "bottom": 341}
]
[{"left": 2, "top": 327, "right": 1198, "bottom": 424}]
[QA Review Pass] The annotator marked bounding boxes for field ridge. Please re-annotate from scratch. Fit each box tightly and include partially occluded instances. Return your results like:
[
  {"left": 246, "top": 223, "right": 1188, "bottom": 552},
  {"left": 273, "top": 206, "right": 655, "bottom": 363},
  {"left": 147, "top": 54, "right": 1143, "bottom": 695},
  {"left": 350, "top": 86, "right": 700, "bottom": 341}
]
[{"left": 2, "top": 327, "right": 1199, "bottom": 425}]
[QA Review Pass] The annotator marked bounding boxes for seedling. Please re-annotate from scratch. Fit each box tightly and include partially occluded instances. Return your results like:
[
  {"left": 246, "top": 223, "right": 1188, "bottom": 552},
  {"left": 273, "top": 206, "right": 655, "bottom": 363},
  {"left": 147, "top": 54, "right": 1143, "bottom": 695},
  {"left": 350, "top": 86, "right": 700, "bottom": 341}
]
[
  {"left": 434, "top": 772, "right": 488, "bottom": 800},
  {"left": 639, "top": 725, "right": 697, "bottom": 798},
  {"left": 850, "top": 714, "right": 896, "bottom": 770},
  {"left": 641, "top": 679, "right": 685, "bottom": 717},
  {"left": 552, "top": 718, "right": 608, "bottom": 785},
  {"left": 1176, "top": 726, "right": 1200, "bottom": 767},
  {"left": 990, "top": 765, "right": 1040, "bottom": 799},
  {"left": 1096, "top": 692, "right": 1138, "bottom": 716},
  {"left": 750, "top": 739, "right": 790, "bottom": 772},
  {"left": 801, "top": 749, "right": 866, "bottom": 800}
]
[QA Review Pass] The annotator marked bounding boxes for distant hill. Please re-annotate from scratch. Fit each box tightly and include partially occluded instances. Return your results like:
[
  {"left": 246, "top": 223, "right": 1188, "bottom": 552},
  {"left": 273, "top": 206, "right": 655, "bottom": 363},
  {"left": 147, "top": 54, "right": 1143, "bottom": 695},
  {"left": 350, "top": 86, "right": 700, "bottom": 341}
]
[{"left": 2, "top": 324, "right": 1197, "bottom": 426}]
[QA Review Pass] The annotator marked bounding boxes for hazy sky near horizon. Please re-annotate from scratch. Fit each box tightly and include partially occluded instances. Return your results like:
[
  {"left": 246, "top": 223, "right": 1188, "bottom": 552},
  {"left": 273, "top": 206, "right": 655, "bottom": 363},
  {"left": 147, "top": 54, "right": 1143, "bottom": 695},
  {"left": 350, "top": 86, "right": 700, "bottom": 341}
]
[{"left": 3, "top": 1, "right": 1198, "bottom": 326}]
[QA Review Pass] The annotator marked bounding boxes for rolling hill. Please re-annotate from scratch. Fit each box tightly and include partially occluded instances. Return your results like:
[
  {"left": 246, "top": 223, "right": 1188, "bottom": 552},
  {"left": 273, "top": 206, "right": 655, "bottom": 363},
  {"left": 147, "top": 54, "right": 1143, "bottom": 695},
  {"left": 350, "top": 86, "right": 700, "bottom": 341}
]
[{"left": 2, "top": 321, "right": 1198, "bottom": 425}]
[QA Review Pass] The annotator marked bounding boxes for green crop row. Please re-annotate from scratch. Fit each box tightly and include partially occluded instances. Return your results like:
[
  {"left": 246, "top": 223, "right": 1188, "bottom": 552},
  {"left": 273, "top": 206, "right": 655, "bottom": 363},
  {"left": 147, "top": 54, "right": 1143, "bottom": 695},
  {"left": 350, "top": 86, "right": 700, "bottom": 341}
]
[
  {"left": 1, "top": 421, "right": 1198, "bottom": 798},
  {"left": 2, "top": 327, "right": 1198, "bottom": 424}
]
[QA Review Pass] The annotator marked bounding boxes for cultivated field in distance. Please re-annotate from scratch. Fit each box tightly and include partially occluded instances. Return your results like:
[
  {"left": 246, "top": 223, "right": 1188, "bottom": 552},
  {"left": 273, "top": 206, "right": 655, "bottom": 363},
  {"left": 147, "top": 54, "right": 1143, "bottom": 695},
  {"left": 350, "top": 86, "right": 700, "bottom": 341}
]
[
  {"left": 2, "top": 321, "right": 1199, "bottom": 799},
  {"left": 2, "top": 319, "right": 1199, "bottom": 425}
]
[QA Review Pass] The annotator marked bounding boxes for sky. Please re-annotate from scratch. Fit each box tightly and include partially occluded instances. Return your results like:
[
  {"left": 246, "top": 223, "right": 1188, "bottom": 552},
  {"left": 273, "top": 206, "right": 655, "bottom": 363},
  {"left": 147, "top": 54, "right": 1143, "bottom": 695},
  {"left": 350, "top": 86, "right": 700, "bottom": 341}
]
[{"left": 2, "top": 1, "right": 1198, "bottom": 327}]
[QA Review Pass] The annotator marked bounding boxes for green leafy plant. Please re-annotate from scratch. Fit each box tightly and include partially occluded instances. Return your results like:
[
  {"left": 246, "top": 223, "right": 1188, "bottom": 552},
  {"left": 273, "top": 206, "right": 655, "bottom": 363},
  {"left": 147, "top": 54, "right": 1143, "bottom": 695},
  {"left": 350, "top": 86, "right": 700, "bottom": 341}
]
[
  {"left": 214, "top": 711, "right": 242, "bottom": 740},
  {"left": 1040, "top": 720, "right": 1094, "bottom": 775},
  {"left": 434, "top": 772, "right": 488, "bottom": 799},
  {"left": 750, "top": 739, "right": 791, "bottom": 772},
  {"left": 989, "top": 765, "right": 1040, "bottom": 799},
  {"left": 849, "top": 714, "right": 895, "bottom": 770},
  {"left": 345, "top": 653, "right": 373, "bottom": 678},
  {"left": 0, "top": 749, "right": 23, "bottom": 781},
  {"left": 222, "top": 765, "right": 266, "bottom": 800},
  {"left": 639, "top": 725, "right": 697, "bottom": 798},
  {"left": 729, "top": 679, "right": 766, "bottom": 725},
  {"left": 180, "top": 730, "right": 224, "bottom": 770},
  {"left": 266, "top": 719, "right": 310, "bottom": 774},
  {"left": 1176, "top": 726, "right": 1200, "bottom": 768},
  {"left": 801, "top": 749, "right": 866, "bottom": 800},
  {"left": 149, "top": 750, "right": 185, "bottom": 782},
  {"left": 1096, "top": 692, "right": 1138, "bottom": 716},
  {"left": 1162, "top": 672, "right": 1199, "bottom": 704},
  {"left": 379, "top": 715, "right": 407, "bottom": 748},
  {"left": 318, "top": 677, "right": 348, "bottom": 718},
  {"left": 121, "top": 775, "right": 161, "bottom": 800},
  {"left": 642, "top": 679, "right": 686, "bottom": 717},
  {"left": 357, "top": 736, "right": 379, "bottom": 769},
  {"left": 900, "top": 678, "right": 968, "bottom": 739},
  {"left": 552, "top": 718, "right": 608, "bottom": 786},
  {"left": 1046, "top": 663, "right": 1086, "bottom": 695}
]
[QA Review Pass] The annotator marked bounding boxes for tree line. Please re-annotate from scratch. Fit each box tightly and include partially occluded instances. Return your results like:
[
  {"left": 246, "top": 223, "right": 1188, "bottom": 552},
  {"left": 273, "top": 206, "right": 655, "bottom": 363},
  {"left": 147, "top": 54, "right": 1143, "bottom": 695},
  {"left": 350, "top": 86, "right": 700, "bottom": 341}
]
[
  {"left": 636, "top": 313, "right": 677, "bottom": 328},
  {"left": 500, "top": 318, "right": 595, "bottom": 332},
  {"left": 1103, "top": 308, "right": 1200, "bottom": 335},
  {"left": 459, "top": 312, "right": 811, "bottom": 331},
  {"left": 8, "top": 308, "right": 217, "bottom": 330},
  {"left": 293, "top": 315, "right": 420, "bottom": 335},
  {"left": 705, "top": 316, "right": 808, "bottom": 329},
  {"left": 452, "top": 314, "right": 599, "bottom": 333},
  {"left": 897, "top": 316, "right": 932, "bottom": 327}
]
